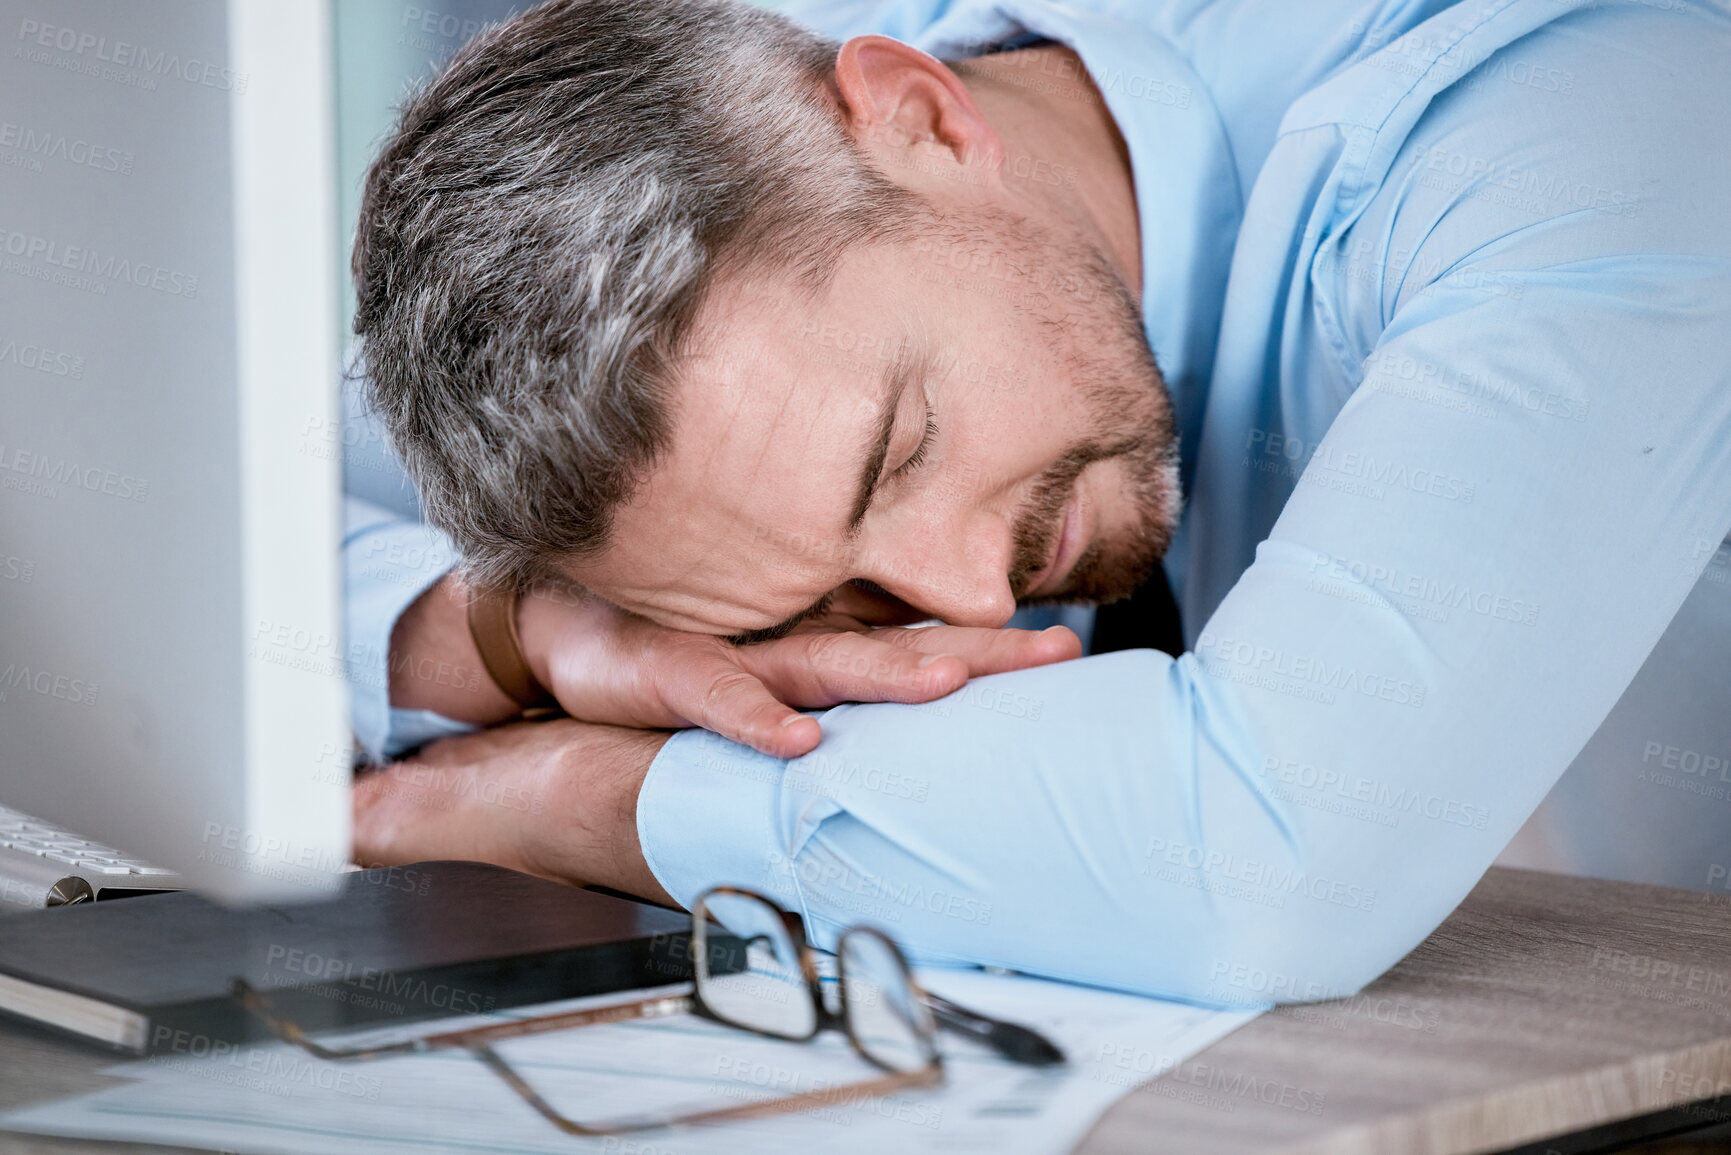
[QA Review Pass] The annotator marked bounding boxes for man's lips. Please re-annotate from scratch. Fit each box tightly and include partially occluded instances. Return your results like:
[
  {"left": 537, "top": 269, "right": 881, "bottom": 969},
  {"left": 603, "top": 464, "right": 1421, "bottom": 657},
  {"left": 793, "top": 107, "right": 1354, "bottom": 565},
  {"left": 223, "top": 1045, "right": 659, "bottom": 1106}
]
[{"left": 1026, "top": 484, "right": 1082, "bottom": 599}]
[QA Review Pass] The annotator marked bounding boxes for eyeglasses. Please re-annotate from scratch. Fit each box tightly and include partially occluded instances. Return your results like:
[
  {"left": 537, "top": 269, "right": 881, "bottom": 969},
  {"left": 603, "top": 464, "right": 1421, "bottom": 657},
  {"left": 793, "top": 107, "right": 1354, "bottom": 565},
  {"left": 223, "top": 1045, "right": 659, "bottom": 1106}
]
[{"left": 231, "top": 885, "right": 1036, "bottom": 1135}]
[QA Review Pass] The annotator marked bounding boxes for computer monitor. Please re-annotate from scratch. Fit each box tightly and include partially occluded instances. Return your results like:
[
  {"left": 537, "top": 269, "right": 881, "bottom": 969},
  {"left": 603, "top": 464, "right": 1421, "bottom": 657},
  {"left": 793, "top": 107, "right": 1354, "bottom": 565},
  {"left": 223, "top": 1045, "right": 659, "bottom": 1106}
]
[{"left": 0, "top": 0, "right": 349, "bottom": 900}]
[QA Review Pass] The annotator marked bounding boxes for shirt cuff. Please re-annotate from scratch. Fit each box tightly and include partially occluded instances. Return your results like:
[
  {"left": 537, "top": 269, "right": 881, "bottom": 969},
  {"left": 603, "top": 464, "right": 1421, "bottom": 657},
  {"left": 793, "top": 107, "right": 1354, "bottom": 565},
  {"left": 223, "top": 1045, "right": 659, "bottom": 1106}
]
[
  {"left": 637, "top": 727, "right": 818, "bottom": 911},
  {"left": 342, "top": 498, "right": 471, "bottom": 761},
  {"left": 378, "top": 708, "right": 477, "bottom": 759}
]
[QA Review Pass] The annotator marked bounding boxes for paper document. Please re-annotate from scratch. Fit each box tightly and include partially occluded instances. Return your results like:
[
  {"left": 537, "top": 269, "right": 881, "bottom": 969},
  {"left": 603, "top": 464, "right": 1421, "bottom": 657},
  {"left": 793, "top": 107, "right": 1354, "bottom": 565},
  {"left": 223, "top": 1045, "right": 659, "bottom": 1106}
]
[{"left": 0, "top": 968, "right": 1258, "bottom": 1154}]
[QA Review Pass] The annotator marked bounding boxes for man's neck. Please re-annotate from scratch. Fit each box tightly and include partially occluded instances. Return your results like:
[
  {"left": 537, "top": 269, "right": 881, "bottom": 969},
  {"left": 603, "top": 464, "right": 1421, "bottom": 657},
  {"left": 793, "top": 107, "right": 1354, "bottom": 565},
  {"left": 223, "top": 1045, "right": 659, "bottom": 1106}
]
[{"left": 953, "top": 44, "right": 1144, "bottom": 302}]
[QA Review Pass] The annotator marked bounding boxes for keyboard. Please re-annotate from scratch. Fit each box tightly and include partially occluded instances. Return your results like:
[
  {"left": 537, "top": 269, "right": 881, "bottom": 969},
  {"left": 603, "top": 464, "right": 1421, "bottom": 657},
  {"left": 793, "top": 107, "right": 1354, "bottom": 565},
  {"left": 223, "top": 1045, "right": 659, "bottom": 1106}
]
[{"left": 0, "top": 805, "right": 184, "bottom": 912}]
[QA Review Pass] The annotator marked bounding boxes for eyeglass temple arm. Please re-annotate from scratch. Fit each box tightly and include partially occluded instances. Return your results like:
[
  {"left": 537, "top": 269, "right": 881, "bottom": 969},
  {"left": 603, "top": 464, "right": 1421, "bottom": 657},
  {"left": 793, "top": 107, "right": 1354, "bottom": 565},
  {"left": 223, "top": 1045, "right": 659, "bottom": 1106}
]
[
  {"left": 472, "top": 1042, "right": 942, "bottom": 1137},
  {"left": 231, "top": 979, "right": 692, "bottom": 1060},
  {"left": 924, "top": 991, "right": 1066, "bottom": 1066}
]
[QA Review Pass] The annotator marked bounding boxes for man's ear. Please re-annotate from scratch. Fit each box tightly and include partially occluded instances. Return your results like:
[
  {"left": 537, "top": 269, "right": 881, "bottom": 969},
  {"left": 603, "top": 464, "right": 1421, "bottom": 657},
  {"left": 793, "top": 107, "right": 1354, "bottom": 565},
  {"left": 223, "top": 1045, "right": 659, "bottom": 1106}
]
[{"left": 833, "top": 35, "right": 1003, "bottom": 173}]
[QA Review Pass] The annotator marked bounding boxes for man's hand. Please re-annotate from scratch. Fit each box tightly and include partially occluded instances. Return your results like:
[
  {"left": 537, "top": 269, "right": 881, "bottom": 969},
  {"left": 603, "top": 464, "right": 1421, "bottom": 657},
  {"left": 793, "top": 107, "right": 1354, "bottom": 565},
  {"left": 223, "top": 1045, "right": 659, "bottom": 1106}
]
[
  {"left": 390, "top": 574, "right": 1081, "bottom": 758},
  {"left": 352, "top": 717, "right": 674, "bottom": 904},
  {"left": 519, "top": 587, "right": 1080, "bottom": 757}
]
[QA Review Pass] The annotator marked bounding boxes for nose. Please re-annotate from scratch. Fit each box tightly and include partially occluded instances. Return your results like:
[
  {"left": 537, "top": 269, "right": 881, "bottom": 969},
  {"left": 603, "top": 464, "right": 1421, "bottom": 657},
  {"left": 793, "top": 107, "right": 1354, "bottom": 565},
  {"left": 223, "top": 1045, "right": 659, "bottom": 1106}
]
[{"left": 855, "top": 509, "right": 1017, "bottom": 628}]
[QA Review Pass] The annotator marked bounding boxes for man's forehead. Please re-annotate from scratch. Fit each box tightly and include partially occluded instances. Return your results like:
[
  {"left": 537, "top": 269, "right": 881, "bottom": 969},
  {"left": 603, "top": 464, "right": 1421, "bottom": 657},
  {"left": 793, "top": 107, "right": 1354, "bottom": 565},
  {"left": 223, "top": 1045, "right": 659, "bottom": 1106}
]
[{"left": 671, "top": 303, "right": 888, "bottom": 509}]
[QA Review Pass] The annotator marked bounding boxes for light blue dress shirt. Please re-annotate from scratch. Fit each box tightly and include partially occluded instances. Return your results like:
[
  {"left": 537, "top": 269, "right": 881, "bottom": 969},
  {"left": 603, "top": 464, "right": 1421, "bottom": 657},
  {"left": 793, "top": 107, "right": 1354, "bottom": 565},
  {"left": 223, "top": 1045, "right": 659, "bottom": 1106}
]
[{"left": 346, "top": 0, "right": 1731, "bottom": 1004}]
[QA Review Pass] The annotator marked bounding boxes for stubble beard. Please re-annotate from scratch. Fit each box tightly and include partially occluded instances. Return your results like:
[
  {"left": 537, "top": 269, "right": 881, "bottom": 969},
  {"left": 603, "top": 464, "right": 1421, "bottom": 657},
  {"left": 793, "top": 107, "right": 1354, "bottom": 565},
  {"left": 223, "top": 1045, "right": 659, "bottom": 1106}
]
[{"left": 987, "top": 213, "right": 1180, "bottom": 607}]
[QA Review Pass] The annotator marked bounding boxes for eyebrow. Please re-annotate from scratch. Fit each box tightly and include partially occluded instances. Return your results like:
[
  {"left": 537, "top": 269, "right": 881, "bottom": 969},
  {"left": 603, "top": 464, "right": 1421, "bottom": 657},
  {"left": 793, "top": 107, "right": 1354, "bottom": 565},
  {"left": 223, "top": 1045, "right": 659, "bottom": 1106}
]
[{"left": 845, "top": 349, "right": 919, "bottom": 535}]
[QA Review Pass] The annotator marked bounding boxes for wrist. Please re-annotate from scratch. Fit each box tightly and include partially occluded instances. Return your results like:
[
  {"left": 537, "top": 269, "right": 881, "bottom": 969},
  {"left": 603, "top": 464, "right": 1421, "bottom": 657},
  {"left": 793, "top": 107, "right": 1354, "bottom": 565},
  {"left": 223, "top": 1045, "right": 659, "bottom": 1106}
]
[
  {"left": 466, "top": 582, "right": 557, "bottom": 712},
  {"left": 352, "top": 719, "right": 673, "bottom": 906},
  {"left": 530, "top": 723, "right": 673, "bottom": 903}
]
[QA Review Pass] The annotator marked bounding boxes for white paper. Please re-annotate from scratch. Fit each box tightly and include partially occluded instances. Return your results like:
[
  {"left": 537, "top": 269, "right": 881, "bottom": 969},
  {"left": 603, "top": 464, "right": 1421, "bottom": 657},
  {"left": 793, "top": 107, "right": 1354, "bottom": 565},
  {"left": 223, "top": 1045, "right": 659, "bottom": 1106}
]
[{"left": 0, "top": 969, "right": 1257, "bottom": 1155}]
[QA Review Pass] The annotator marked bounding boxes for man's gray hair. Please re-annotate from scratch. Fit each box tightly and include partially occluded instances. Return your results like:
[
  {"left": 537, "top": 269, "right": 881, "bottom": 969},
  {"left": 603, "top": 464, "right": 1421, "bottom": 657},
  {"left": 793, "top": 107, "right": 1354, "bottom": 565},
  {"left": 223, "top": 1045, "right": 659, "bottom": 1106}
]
[{"left": 355, "top": 0, "right": 915, "bottom": 592}]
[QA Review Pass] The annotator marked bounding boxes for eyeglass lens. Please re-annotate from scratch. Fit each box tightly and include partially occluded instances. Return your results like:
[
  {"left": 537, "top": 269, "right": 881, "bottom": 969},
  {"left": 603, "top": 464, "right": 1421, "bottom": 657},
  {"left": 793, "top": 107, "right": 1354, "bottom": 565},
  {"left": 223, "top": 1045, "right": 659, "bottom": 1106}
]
[
  {"left": 839, "top": 929, "right": 935, "bottom": 1074},
  {"left": 694, "top": 890, "right": 818, "bottom": 1039}
]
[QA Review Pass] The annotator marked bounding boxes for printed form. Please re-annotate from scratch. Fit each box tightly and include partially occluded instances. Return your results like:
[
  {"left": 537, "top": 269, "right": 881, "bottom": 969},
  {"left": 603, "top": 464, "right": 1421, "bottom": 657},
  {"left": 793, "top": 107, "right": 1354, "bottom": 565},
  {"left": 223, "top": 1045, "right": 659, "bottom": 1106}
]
[{"left": 0, "top": 969, "right": 1259, "bottom": 1154}]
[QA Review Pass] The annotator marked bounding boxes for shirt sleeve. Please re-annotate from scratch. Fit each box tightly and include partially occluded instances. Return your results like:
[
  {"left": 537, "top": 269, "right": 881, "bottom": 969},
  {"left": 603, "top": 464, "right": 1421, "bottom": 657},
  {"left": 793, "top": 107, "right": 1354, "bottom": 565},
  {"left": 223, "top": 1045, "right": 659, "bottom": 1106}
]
[
  {"left": 639, "top": 181, "right": 1731, "bottom": 1006},
  {"left": 342, "top": 497, "right": 474, "bottom": 762}
]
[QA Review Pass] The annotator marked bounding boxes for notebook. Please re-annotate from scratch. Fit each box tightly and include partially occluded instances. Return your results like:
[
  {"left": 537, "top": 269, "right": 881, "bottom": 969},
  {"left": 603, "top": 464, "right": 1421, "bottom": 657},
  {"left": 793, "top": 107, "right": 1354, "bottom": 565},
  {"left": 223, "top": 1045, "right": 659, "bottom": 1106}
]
[{"left": 0, "top": 860, "right": 702, "bottom": 1054}]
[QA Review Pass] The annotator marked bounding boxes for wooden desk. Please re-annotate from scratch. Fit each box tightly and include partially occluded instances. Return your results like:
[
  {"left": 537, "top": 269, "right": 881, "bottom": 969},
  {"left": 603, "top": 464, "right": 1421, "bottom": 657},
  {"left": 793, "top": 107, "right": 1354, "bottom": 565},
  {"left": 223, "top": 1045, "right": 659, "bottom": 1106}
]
[
  {"left": 1077, "top": 867, "right": 1731, "bottom": 1154},
  {"left": 1, "top": 868, "right": 1728, "bottom": 1154}
]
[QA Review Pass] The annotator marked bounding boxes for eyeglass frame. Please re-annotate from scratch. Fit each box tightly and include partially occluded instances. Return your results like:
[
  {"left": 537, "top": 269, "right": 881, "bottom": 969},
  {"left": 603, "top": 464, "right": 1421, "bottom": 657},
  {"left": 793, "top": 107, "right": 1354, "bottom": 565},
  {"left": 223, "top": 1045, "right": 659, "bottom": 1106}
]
[{"left": 229, "top": 884, "right": 943, "bottom": 1136}]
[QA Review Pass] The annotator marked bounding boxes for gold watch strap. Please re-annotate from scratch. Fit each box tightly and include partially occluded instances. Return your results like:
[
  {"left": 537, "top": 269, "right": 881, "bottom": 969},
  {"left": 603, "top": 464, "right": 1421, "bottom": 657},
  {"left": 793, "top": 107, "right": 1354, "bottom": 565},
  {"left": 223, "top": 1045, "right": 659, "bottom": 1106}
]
[{"left": 466, "top": 587, "right": 557, "bottom": 711}]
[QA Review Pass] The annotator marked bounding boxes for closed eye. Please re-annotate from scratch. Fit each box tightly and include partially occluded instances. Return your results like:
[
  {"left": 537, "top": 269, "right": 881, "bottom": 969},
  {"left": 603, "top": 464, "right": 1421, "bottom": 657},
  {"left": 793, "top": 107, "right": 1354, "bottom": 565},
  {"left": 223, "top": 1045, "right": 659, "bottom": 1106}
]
[{"left": 892, "top": 406, "right": 937, "bottom": 479}]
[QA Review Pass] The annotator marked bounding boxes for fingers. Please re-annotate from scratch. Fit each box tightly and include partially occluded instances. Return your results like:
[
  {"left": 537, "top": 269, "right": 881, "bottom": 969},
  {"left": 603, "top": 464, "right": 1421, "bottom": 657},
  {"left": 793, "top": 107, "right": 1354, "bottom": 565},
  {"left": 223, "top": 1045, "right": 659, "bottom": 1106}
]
[
  {"left": 870, "top": 623, "right": 1082, "bottom": 675},
  {"left": 649, "top": 626, "right": 1080, "bottom": 761},
  {"left": 653, "top": 654, "right": 827, "bottom": 759},
  {"left": 351, "top": 727, "right": 536, "bottom": 872},
  {"left": 736, "top": 630, "right": 974, "bottom": 713}
]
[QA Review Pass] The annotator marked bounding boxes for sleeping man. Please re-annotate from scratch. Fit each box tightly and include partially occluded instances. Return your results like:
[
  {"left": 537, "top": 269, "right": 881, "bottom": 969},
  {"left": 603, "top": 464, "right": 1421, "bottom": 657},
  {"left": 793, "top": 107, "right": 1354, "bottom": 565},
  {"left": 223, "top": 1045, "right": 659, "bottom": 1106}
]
[{"left": 340, "top": 0, "right": 1731, "bottom": 1003}]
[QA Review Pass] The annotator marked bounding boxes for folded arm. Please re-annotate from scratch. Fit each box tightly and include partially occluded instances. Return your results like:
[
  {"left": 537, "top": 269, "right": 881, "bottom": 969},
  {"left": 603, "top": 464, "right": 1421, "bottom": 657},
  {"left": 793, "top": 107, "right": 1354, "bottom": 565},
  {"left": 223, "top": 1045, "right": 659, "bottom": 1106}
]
[{"left": 636, "top": 247, "right": 1731, "bottom": 1004}]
